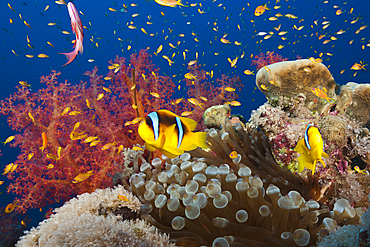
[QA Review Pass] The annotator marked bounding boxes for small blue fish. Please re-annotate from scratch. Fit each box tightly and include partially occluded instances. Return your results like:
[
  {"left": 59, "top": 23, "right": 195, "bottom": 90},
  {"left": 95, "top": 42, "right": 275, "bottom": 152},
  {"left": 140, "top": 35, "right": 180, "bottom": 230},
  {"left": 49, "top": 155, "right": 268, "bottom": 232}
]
[
  {"left": 294, "top": 124, "right": 329, "bottom": 174},
  {"left": 138, "top": 110, "right": 207, "bottom": 158}
]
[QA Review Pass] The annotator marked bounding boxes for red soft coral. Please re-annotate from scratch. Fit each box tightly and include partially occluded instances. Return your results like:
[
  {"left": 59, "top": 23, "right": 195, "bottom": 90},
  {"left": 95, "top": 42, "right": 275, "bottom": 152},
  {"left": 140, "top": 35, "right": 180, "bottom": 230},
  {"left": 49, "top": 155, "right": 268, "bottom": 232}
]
[
  {"left": 251, "top": 51, "right": 289, "bottom": 70},
  {"left": 0, "top": 50, "right": 242, "bottom": 213}
]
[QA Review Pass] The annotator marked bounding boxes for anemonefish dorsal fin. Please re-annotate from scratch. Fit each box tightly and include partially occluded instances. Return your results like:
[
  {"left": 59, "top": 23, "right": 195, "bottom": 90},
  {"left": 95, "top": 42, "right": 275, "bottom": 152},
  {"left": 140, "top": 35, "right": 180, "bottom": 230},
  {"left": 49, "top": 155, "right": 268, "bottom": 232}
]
[
  {"left": 157, "top": 109, "right": 179, "bottom": 118},
  {"left": 148, "top": 111, "right": 160, "bottom": 140},
  {"left": 157, "top": 109, "right": 198, "bottom": 131},
  {"left": 179, "top": 116, "right": 197, "bottom": 131},
  {"left": 304, "top": 124, "right": 314, "bottom": 149}
]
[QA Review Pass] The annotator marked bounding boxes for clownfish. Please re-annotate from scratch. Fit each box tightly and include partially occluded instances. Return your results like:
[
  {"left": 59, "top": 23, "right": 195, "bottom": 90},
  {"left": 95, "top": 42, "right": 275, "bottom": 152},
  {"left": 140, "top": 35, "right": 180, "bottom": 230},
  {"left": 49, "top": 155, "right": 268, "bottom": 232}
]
[
  {"left": 138, "top": 109, "right": 208, "bottom": 158},
  {"left": 294, "top": 124, "right": 329, "bottom": 174}
]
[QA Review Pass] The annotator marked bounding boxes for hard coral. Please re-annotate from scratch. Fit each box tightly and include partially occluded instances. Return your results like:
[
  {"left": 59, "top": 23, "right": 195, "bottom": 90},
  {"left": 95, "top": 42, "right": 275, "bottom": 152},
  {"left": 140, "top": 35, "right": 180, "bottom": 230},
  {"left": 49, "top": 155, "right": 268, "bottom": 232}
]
[
  {"left": 319, "top": 115, "right": 348, "bottom": 147},
  {"left": 256, "top": 59, "right": 337, "bottom": 114},
  {"left": 336, "top": 82, "right": 370, "bottom": 128},
  {"left": 16, "top": 185, "right": 174, "bottom": 247},
  {"left": 202, "top": 104, "right": 231, "bottom": 129}
]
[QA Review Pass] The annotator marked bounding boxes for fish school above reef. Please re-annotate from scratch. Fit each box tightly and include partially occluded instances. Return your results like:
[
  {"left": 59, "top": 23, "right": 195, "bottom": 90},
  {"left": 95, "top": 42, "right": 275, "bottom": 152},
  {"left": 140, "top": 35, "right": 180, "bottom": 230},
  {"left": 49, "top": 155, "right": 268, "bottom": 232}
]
[{"left": 15, "top": 58, "right": 370, "bottom": 247}]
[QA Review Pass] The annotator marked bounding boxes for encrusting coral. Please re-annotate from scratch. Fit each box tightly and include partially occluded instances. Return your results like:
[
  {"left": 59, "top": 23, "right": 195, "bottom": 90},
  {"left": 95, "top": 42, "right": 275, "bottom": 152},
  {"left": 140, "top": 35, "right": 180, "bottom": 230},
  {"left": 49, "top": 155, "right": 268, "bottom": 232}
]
[
  {"left": 203, "top": 104, "right": 231, "bottom": 129},
  {"left": 123, "top": 120, "right": 362, "bottom": 246},
  {"left": 255, "top": 59, "right": 337, "bottom": 114},
  {"left": 336, "top": 82, "right": 370, "bottom": 128},
  {"left": 16, "top": 185, "right": 174, "bottom": 247}
]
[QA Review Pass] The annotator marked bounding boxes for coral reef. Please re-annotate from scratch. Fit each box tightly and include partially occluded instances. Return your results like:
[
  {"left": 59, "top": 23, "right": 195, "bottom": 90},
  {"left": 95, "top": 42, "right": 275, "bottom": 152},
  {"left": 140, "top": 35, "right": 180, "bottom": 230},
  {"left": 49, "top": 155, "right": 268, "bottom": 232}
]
[
  {"left": 336, "top": 82, "right": 370, "bottom": 128},
  {"left": 319, "top": 115, "right": 348, "bottom": 147},
  {"left": 249, "top": 98, "right": 370, "bottom": 207},
  {"left": 251, "top": 51, "right": 289, "bottom": 70},
  {"left": 120, "top": 121, "right": 365, "bottom": 246},
  {"left": 249, "top": 59, "right": 370, "bottom": 208},
  {"left": 16, "top": 185, "right": 174, "bottom": 247},
  {"left": 318, "top": 196, "right": 370, "bottom": 247},
  {"left": 255, "top": 59, "right": 337, "bottom": 114},
  {"left": 202, "top": 104, "right": 231, "bottom": 128},
  {"left": 0, "top": 50, "right": 241, "bottom": 214}
]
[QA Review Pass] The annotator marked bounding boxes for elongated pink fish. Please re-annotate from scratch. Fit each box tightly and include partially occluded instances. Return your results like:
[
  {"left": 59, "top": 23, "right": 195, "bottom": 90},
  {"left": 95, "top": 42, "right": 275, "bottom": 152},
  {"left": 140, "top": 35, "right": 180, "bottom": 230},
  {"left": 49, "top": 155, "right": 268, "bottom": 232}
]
[{"left": 60, "top": 2, "right": 83, "bottom": 66}]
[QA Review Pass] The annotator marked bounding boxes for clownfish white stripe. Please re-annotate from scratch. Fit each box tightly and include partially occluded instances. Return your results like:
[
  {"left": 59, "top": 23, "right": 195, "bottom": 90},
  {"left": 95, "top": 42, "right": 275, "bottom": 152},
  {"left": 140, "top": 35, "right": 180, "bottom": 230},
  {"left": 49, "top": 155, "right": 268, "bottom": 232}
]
[
  {"left": 148, "top": 112, "right": 159, "bottom": 141},
  {"left": 175, "top": 117, "right": 184, "bottom": 148},
  {"left": 304, "top": 123, "right": 313, "bottom": 149}
]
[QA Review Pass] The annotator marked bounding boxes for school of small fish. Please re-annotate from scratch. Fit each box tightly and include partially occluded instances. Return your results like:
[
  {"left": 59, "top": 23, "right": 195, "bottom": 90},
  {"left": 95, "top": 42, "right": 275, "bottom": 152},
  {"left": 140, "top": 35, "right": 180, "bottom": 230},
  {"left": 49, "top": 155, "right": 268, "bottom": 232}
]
[{"left": 1, "top": 0, "right": 368, "bottom": 77}]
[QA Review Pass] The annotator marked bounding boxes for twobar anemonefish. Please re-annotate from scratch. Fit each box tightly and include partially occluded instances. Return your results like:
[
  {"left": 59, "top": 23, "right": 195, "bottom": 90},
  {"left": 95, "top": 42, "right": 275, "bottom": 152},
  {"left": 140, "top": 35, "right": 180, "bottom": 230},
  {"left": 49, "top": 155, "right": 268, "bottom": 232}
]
[
  {"left": 60, "top": 2, "right": 84, "bottom": 66},
  {"left": 294, "top": 124, "right": 329, "bottom": 174},
  {"left": 138, "top": 109, "right": 207, "bottom": 158}
]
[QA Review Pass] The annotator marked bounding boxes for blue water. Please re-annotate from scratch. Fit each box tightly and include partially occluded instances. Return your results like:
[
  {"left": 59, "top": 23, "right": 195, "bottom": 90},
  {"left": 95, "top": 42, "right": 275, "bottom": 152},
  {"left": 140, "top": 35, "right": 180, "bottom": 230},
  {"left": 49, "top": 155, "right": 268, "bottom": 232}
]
[{"left": 0, "top": 0, "right": 369, "bottom": 242}]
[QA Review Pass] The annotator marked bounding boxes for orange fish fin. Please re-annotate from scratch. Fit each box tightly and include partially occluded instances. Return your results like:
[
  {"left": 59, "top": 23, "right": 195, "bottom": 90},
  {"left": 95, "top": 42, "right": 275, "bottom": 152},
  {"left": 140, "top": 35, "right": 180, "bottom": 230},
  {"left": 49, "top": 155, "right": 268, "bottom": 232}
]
[
  {"left": 178, "top": 131, "right": 207, "bottom": 151},
  {"left": 194, "top": 131, "right": 208, "bottom": 149},
  {"left": 294, "top": 139, "right": 306, "bottom": 153},
  {"left": 157, "top": 109, "right": 179, "bottom": 118},
  {"left": 145, "top": 143, "right": 156, "bottom": 152},
  {"left": 322, "top": 151, "right": 329, "bottom": 158},
  {"left": 160, "top": 148, "right": 183, "bottom": 159},
  {"left": 295, "top": 139, "right": 315, "bottom": 173},
  {"left": 145, "top": 133, "right": 166, "bottom": 152}
]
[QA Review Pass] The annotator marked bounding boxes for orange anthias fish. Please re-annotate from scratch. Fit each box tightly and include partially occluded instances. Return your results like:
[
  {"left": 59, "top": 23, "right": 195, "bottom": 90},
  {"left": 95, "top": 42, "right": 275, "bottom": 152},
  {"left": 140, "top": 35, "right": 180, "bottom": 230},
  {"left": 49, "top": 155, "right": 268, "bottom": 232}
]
[
  {"left": 254, "top": 4, "right": 269, "bottom": 16},
  {"left": 72, "top": 170, "right": 93, "bottom": 183},
  {"left": 60, "top": 2, "right": 84, "bottom": 66},
  {"left": 154, "top": 0, "right": 186, "bottom": 7},
  {"left": 39, "top": 132, "right": 48, "bottom": 152},
  {"left": 118, "top": 195, "right": 130, "bottom": 202},
  {"left": 5, "top": 202, "right": 19, "bottom": 213},
  {"left": 2, "top": 163, "right": 17, "bottom": 175},
  {"left": 138, "top": 110, "right": 208, "bottom": 158},
  {"left": 350, "top": 61, "right": 367, "bottom": 70},
  {"left": 311, "top": 87, "right": 333, "bottom": 103}
]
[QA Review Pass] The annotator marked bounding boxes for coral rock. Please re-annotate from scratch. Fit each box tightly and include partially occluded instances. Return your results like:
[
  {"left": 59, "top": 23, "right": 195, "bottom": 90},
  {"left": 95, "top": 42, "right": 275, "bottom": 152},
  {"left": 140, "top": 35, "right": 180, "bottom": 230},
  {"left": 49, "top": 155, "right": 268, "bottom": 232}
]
[
  {"left": 336, "top": 82, "right": 370, "bottom": 128},
  {"left": 319, "top": 115, "right": 348, "bottom": 146},
  {"left": 203, "top": 104, "right": 231, "bottom": 128},
  {"left": 256, "top": 59, "right": 337, "bottom": 113}
]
